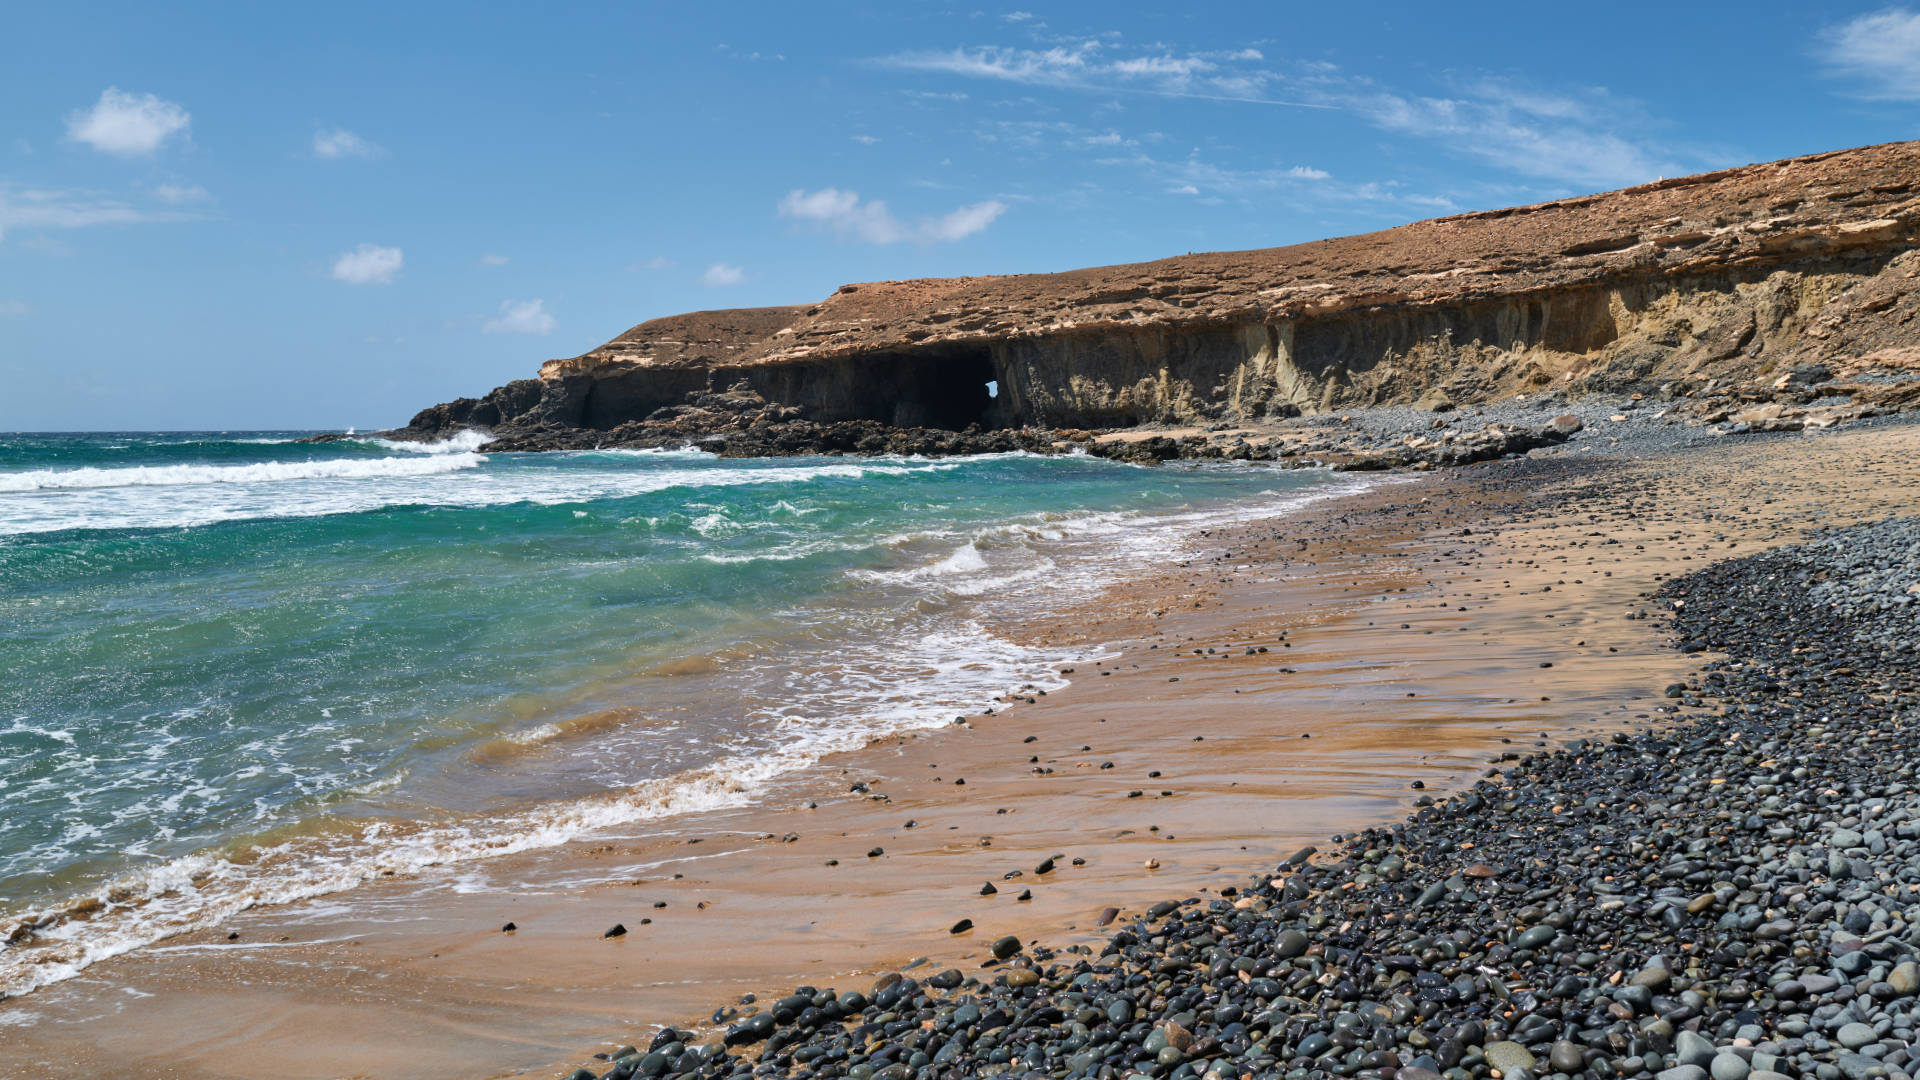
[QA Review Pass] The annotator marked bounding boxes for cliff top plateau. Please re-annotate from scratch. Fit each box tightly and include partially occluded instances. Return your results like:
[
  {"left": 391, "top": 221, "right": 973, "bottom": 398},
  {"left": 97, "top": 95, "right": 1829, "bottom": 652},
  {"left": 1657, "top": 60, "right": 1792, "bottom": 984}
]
[{"left": 546, "top": 140, "right": 1919, "bottom": 380}]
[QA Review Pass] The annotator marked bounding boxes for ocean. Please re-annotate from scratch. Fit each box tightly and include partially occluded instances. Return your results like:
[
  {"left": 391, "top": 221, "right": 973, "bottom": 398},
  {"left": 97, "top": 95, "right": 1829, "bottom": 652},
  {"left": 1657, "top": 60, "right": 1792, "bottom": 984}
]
[{"left": 0, "top": 431, "right": 1354, "bottom": 998}]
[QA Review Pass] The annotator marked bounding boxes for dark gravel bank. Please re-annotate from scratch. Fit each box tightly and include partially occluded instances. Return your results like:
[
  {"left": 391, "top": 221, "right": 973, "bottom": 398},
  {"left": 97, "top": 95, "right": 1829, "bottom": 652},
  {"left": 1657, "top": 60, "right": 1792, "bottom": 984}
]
[{"left": 552, "top": 516, "right": 1920, "bottom": 1080}]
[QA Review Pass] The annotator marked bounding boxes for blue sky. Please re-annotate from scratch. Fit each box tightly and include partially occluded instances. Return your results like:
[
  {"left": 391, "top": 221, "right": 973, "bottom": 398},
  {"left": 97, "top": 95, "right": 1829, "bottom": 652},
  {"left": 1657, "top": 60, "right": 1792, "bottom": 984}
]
[{"left": 2, "top": 2, "right": 1917, "bottom": 431}]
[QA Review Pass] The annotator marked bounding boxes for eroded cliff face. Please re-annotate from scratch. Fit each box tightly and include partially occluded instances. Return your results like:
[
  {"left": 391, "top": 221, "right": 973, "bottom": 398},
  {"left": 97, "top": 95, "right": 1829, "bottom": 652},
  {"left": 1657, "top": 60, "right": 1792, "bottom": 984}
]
[{"left": 402, "top": 141, "right": 1920, "bottom": 442}]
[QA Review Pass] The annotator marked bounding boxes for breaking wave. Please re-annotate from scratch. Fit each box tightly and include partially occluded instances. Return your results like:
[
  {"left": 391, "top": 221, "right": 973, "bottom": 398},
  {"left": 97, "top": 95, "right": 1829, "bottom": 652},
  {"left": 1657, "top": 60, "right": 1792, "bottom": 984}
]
[{"left": 0, "top": 454, "right": 484, "bottom": 492}]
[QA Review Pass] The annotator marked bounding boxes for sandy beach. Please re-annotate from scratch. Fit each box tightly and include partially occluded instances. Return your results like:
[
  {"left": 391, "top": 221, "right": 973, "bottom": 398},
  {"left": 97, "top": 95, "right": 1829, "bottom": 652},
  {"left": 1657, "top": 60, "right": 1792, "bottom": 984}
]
[{"left": 3, "top": 419, "right": 1914, "bottom": 1080}]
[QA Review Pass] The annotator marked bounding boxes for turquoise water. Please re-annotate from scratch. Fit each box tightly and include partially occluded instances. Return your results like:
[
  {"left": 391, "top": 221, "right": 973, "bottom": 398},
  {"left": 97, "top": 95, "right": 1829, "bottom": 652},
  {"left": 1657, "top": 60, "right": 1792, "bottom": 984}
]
[{"left": 0, "top": 431, "right": 1350, "bottom": 996}]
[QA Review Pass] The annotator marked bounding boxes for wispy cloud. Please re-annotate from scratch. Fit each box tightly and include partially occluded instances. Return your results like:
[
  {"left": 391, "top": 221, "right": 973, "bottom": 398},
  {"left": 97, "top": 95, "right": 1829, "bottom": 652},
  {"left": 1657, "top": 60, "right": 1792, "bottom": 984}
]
[
  {"left": 881, "top": 36, "right": 1704, "bottom": 189},
  {"left": 714, "top": 44, "right": 785, "bottom": 61},
  {"left": 629, "top": 255, "right": 675, "bottom": 271},
  {"left": 0, "top": 186, "right": 181, "bottom": 245},
  {"left": 1098, "top": 152, "right": 1455, "bottom": 212},
  {"left": 1346, "top": 77, "right": 1685, "bottom": 187},
  {"left": 1819, "top": 8, "right": 1920, "bottom": 100},
  {"left": 877, "top": 41, "right": 1328, "bottom": 107},
  {"left": 0, "top": 299, "right": 29, "bottom": 318},
  {"left": 479, "top": 253, "right": 509, "bottom": 267},
  {"left": 65, "top": 88, "right": 190, "bottom": 156},
  {"left": 1099, "top": 153, "right": 1334, "bottom": 195},
  {"left": 152, "top": 183, "right": 211, "bottom": 204},
  {"left": 331, "top": 243, "right": 403, "bottom": 285},
  {"left": 483, "top": 298, "right": 555, "bottom": 335},
  {"left": 702, "top": 263, "right": 745, "bottom": 286},
  {"left": 851, "top": 134, "right": 881, "bottom": 145},
  {"left": 778, "top": 187, "right": 1007, "bottom": 244},
  {"left": 313, "top": 128, "right": 383, "bottom": 159}
]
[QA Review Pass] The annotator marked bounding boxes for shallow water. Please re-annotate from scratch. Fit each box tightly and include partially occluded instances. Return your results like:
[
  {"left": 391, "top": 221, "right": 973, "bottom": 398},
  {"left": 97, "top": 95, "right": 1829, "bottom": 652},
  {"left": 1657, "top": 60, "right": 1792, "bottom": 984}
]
[{"left": 0, "top": 430, "right": 1357, "bottom": 996}]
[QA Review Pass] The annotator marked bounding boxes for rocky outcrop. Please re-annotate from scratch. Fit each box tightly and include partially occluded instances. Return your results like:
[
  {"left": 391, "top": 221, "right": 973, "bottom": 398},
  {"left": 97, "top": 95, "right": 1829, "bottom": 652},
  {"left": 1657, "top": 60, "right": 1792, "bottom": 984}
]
[{"left": 394, "top": 140, "right": 1920, "bottom": 450}]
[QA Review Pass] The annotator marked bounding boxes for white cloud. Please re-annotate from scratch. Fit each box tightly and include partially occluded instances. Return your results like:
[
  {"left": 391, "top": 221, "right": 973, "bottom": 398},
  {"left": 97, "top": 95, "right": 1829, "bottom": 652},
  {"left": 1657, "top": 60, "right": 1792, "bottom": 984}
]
[
  {"left": 634, "top": 255, "right": 675, "bottom": 271},
  {"left": 778, "top": 187, "right": 1007, "bottom": 244},
  {"left": 779, "top": 188, "right": 898, "bottom": 242},
  {"left": 331, "top": 243, "right": 404, "bottom": 285},
  {"left": 1004, "top": 10, "right": 1034, "bottom": 21},
  {"left": 1098, "top": 154, "right": 1332, "bottom": 196},
  {"left": 1102, "top": 152, "right": 1455, "bottom": 211},
  {"left": 0, "top": 186, "right": 174, "bottom": 245},
  {"left": 484, "top": 298, "right": 555, "bottom": 335},
  {"left": 852, "top": 134, "right": 881, "bottom": 145},
  {"left": 152, "top": 183, "right": 211, "bottom": 204},
  {"left": 65, "top": 88, "right": 190, "bottom": 156},
  {"left": 881, "top": 38, "right": 1703, "bottom": 188},
  {"left": 1820, "top": 8, "right": 1920, "bottom": 99},
  {"left": 313, "top": 129, "right": 382, "bottom": 159},
  {"left": 0, "top": 299, "right": 29, "bottom": 318},
  {"left": 703, "top": 263, "right": 745, "bottom": 286},
  {"left": 878, "top": 42, "right": 1327, "bottom": 107},
  {"left": 1349, "top": 82, "right": 1679, "bottom": 187},
  {"left": 479, "top": 253, "right": 509, "bottom": 267},
  {"left": 922, "top": 200, "right": 1009, "bottom": 241}
]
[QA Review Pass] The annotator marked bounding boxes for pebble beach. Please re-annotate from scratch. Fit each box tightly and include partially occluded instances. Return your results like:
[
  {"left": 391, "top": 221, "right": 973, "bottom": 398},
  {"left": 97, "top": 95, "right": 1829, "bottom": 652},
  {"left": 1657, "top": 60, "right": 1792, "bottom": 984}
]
[{"left": 536, "top": 419, "right": 1920, "bottom": 1080}]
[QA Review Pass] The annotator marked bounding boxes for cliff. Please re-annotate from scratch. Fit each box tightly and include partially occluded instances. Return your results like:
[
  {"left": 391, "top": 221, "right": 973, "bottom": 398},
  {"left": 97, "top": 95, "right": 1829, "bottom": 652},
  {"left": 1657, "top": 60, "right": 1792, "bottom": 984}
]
[{"left": 400, "top": 140, "right": 1920, "bottom": 448}]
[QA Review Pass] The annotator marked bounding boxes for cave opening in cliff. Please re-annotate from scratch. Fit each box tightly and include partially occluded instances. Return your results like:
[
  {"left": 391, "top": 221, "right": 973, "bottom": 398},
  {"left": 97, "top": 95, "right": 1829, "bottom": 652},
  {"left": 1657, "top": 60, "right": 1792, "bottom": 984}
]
[{"left": 870, "top": 344, "right": 999, "bottom": 430}]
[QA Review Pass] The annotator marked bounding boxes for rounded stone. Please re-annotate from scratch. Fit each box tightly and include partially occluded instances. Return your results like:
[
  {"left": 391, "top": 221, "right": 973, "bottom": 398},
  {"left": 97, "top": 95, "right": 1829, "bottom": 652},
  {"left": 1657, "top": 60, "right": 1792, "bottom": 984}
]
[
  {"left": 1633, "top": 966, "right": 1673, "bottom": 990},
  {"left": 1836, "top": 1023, "right": 1878, "bottom": 1051},
  {"left": 1486, "top": 1041, "right": 1538, "bottom": 1075},
  {"left": 1514, "top": 925, "right": 1556, "bottom": 951},
  {"left": 1675, "top": 1030, "right": 1718, "bottom": 1068},
  {"left": 1892, "top": 962, "right": 1919, "bottom": 996},
  {"left": 1712, "top": 1053, "right": 1752, "bottom": 1080}
]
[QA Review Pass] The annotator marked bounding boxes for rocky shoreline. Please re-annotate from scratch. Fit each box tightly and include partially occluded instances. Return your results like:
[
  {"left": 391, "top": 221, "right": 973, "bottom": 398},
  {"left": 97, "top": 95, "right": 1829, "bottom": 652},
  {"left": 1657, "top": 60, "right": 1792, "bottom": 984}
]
[{"left": 545, "top": 507, "right": 1920, "bottom": 1080}]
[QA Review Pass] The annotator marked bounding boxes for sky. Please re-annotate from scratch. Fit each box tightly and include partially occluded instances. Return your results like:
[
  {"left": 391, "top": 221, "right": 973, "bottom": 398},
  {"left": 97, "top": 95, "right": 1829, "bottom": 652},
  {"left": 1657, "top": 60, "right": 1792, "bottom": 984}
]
[{"left": 2, "top": 2, "right": 1917, "bottom": 431}]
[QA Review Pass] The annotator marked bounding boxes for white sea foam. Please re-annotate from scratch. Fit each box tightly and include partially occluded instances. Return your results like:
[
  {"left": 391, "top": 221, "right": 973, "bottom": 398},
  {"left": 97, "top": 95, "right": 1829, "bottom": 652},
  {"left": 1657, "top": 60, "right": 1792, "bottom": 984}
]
[
  {"left": 0, "top": 455, "right": 972, "bottom": 535},
  {"left": 695, "top": 538, "right": 882, "bottom": 565},
  {"left": 561, "top": 445, "right": 711, "bottom": 459},
  {"left": 197, "top": 437, "right": 301, "bottom": 446},
  {"left": 0, "top": 624, "right": 1089, "bottom": 999},
  {"left": 857, "top": 473, "right": 1380, "bottom": 611},
  {"left": 503, "top": 722, "right": 564, "bottom": 746},
  {"left": 922, "top": 541, "right": 988, "bottom": 577},
  {"left": 0, "top": 454, "right": 483, "bottom": 493},
  {"left": 361, "top": 429, "right": 495, "bottom": 455}
]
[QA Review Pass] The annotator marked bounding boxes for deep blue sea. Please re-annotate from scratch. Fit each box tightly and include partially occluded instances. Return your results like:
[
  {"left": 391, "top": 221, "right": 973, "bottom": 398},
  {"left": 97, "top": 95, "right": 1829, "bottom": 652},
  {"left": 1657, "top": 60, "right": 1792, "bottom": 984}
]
[{"left": 0, "top": 430, "right": 1355, "bottom": 996}]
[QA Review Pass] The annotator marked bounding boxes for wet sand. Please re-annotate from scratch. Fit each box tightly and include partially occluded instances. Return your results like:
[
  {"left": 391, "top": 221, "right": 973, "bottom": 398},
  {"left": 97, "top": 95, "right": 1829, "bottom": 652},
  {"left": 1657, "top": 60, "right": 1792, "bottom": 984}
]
[{"left": 6, "top": 423, "right": 1919, "bottom": 1080}]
